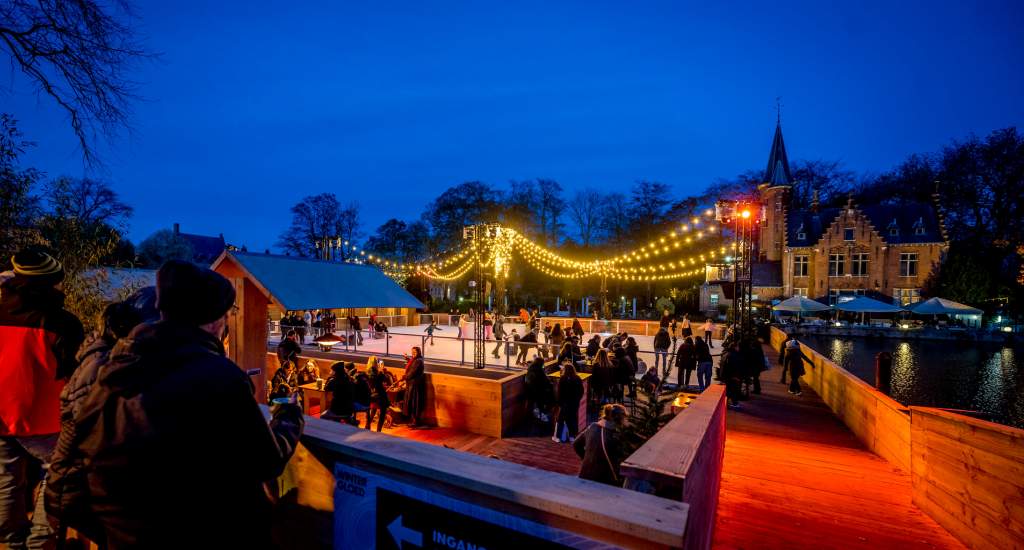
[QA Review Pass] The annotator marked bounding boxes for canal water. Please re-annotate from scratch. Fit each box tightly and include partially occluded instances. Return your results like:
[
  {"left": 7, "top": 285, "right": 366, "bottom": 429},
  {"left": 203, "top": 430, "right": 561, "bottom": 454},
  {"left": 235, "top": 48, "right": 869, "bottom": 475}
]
[{"left": 798, "top": 335, "right": 1024, "bottom": 429}]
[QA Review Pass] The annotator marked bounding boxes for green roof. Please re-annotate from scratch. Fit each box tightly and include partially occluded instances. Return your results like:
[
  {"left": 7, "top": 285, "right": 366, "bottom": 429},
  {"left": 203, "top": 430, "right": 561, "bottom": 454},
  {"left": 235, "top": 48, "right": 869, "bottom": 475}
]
[{"left": 220, "top": 251, "right": 424, "bottom": 311}]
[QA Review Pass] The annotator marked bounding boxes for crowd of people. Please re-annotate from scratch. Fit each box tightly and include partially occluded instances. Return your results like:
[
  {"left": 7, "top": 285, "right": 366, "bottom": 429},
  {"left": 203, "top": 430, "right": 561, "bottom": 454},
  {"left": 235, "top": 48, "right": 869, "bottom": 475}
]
[
  {"left": 274, "top": 331, "right": 429, "bottom": 430},
  {"left": 1, "top": 249, "right": 303, "bottom": 548},
  {"left": 279, "top": 310, "right": 391, "bottom": 346}
]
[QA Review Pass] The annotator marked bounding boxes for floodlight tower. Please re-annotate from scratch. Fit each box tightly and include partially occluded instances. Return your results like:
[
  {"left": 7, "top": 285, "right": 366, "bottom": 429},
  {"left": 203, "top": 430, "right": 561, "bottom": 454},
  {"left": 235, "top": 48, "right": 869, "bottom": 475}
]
[
  {"left": 463, "top": 224, "right": 488, "bottom": 369},
  {"left": 715, "top": 200, "right": 762, "bottom": 337}
]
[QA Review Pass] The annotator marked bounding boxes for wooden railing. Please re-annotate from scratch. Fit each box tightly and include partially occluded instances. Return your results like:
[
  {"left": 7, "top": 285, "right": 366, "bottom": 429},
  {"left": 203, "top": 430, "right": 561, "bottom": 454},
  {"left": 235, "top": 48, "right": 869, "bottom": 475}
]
[
  {"left": 620, "top": 385, "right": 727, "bottom": 550},
  {"left": 768, "top": 326, "right": 911, "bottom": 471},
  {"left": 910, "top": 407, "right": 1024, "bottom": 550},
  {"left": 770, "top": 325, "right": 1024, "bottom": 550},
  {"left": 269, "top": 410, "right": 690, "bottom": 548}
]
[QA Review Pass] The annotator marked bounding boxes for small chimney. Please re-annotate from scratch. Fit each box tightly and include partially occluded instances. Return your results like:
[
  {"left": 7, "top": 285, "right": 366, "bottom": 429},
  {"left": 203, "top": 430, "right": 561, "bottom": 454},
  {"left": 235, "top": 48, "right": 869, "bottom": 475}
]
[{"left": 173, "top": 223, "right": 180, "bottom": 235}]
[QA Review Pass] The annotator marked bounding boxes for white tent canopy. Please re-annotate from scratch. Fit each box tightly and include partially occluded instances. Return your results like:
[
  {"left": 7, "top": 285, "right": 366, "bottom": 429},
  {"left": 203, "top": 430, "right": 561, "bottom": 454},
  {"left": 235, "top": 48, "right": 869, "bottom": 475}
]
[
  {"left": 907, "top": 297, "right": 982, "bottom": 316},
  {"left": 835, "top": 296, "right": 906, "bottom": 313},
  {"left": 773, "top": 296, "right": 831, "bottom": 313}
]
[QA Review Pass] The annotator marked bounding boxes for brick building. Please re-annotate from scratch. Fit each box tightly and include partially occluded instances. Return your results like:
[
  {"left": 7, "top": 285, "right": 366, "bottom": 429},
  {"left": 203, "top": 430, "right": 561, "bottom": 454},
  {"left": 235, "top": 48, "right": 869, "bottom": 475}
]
[{"left": 702, "top": 120, "right": 948, "bottom": 313}]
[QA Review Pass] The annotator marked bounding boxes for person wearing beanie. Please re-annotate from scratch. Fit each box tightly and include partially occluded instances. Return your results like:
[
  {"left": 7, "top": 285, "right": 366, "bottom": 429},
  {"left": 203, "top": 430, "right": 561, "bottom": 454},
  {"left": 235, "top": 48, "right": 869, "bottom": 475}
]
[
  {"left": 53, "top": 260, "right": 303, "bottom": 548},
  {"left": 0, "top": 248, "right": 84, "bottom": 549}
]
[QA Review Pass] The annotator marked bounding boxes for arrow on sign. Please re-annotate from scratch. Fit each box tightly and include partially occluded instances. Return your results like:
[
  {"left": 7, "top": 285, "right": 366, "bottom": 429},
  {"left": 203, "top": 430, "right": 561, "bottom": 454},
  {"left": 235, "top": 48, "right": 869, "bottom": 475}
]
[{"left": 388, "top": 515, "right": 423, "bottom": 548}]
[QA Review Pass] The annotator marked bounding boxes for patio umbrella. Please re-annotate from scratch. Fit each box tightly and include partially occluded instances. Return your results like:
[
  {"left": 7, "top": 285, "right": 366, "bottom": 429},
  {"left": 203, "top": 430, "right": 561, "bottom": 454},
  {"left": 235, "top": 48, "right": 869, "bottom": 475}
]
[
  {"left": 836, "top": 296, "right": 906, "bottom": 325},
  {"left": 906, "top": 297, "right": 982, "bottom": 316},
  {"left": 773, "top": 295, "right": 831, "bottom": 322},
  {"left": 773, "top": 295, "right": 831, "bottom": 312}
]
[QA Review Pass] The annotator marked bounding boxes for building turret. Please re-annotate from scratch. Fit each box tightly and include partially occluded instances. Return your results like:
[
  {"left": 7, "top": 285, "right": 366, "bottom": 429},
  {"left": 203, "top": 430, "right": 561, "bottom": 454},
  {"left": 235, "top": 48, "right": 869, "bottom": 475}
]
[{"left": 758, "top": 119, "right": 793, "bottom": 261}]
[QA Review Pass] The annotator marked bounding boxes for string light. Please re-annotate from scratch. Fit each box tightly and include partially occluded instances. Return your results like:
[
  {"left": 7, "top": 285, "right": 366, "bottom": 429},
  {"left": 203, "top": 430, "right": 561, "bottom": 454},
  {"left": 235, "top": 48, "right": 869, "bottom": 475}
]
[{"left": 359, "top": 210, "right": 724, "bottom": 282}]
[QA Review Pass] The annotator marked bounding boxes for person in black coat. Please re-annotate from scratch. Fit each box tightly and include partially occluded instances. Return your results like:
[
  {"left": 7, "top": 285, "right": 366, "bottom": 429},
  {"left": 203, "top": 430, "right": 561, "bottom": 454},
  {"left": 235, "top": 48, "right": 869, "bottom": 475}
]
[
  {"left": 653, "top": 328, "right": 671, "bottom": 373},
  {"left": 365, "top": 361, "right": 391, "bottom": 432},
  {"left": 524, "top": 358, "right": 555, "bottom": 423},
  {"left": 719, "top": 342, "right": 744, "bottom": 407},
  {"left": 401, "top": 347, "right": 426, "bottom": 426},
  {"left": 554, "top": 363, "right": 585, "bottom": 442},
  {"left": 585, "top": 335, "right": 601, "bottom": 360},
  {"left": 743, "top": 339, "right": 766, "bottom": 395},
  {"left": 49, "top": 260, "right": 302, "bottom": 549},
  {"left": 516, "top": 330, "right": 537, "bottom": 365},
  {"left": 323, "top": 362, "right": 356, "bottom": 424},
  {"left": 276, "top": 329, "right": 301, "bottom": 367},
  {"left": 571, "top": 317, "right": 584, "bottom": 338},
  {"left": 675, "top": 337, "right": 696, "bottom": 388},
  {"left": 612, "top": 347, "right": 635, "bottom": 403}
]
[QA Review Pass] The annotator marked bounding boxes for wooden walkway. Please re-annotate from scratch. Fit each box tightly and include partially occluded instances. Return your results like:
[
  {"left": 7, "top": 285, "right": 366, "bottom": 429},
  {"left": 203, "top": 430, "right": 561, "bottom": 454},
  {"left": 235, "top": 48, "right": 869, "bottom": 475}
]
[{"left": 713, "top": 344, "right": 964, "bottom": 550}]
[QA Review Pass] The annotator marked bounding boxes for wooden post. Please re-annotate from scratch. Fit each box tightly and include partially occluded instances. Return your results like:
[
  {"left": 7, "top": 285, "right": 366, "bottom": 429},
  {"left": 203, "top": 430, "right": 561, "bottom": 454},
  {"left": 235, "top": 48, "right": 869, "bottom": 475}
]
[{"left": 228, "top": 276, "right": 271, "bottom": 403}]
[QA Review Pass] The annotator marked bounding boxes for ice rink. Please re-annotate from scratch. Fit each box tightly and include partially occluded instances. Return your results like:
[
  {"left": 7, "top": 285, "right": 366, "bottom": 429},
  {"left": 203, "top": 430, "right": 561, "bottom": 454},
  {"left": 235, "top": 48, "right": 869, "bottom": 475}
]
[{"left": 278, "top": 322, "right": 722, "bottom": 386}]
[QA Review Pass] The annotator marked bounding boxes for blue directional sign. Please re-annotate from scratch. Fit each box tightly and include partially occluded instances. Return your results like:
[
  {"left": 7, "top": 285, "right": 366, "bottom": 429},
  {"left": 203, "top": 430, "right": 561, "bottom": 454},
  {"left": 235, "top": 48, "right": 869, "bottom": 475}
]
[{"left": 333, "top": 463, "right": 613, "bottom": 549}]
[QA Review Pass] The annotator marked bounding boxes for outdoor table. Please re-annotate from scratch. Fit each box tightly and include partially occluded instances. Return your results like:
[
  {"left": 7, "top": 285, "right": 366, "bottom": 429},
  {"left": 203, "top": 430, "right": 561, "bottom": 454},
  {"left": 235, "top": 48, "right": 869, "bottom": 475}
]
[
  {"left": 548, "top": 370, "right": 592, "bottom": 434},
  {"left": 299, "top": 382, "right": 330, "bottom": 416}
]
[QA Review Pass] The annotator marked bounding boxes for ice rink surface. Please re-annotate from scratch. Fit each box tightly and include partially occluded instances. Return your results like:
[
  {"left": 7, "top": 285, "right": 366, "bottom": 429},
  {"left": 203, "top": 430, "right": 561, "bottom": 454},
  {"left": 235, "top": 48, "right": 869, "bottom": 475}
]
[{"left": 281, "top": 322, "right": 722, "bottom": 385}]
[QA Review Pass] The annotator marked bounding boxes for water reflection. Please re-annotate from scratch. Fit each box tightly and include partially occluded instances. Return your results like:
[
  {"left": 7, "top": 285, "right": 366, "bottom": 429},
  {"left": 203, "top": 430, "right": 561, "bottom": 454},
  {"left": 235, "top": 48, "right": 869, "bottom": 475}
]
[
  {"left": 890, "top": 342, "right": 915, "bottom": 401},
  {"left": 798, "top": 335, "right": 1024, "bottom": 429}
]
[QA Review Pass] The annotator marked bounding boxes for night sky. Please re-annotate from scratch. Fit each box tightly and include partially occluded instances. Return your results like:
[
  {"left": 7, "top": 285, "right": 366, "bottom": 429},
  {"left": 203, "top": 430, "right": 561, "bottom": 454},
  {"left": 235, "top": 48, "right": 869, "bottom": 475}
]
[{"left": 6, "top": 0, "right": 1023, "bottom": 252}]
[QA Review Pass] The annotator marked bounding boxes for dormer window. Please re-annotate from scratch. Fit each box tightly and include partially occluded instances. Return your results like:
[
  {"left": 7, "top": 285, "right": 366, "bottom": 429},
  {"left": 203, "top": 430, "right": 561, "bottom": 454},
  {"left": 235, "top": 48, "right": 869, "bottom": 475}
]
[
  {"left": 888, "top": 219, "right": 899, "bottom": 237},
  {"left": 796, "top": 223, "right": 806, "bottom": 241},
  {"left": 913, "top": 217, "right": 926, "bottom": 236}
]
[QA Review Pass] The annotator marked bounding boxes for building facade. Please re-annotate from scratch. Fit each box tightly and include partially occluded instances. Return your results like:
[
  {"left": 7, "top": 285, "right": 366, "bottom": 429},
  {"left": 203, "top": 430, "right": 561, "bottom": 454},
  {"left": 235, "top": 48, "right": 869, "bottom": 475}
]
[{"left": 703, "top": 120, "right": 948, "bottom": 313}]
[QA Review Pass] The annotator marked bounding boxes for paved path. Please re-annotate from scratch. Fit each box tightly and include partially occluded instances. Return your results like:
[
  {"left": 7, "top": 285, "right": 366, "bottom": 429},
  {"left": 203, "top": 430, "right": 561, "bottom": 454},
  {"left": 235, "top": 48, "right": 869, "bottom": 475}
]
[{"left": 712, "top": 344, "right": 964, "bottom": 550}]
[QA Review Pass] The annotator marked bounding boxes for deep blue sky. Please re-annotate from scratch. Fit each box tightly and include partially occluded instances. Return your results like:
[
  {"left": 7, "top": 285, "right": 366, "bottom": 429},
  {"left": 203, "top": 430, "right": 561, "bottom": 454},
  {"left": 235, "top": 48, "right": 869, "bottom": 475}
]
[{"left": 6, "top": 0, "right": 1023, "bottom": 252}]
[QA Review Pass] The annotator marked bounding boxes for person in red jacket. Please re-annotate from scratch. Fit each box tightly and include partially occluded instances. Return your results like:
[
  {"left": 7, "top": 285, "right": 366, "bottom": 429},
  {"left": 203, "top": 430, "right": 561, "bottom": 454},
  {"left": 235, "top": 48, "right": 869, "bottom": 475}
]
[{"left": 0, "top": 249, "right": 84, "bottom": 549}]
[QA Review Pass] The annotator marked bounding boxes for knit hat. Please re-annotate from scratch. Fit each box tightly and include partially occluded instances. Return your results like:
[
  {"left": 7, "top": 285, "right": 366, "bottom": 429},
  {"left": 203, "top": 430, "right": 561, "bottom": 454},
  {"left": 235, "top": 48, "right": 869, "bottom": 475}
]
[
  {"left": 10, "top": 249, "right": 64, "bottom": 285},
  {"left": 156, "top": 260, "right": 236, "bottom": 325}
]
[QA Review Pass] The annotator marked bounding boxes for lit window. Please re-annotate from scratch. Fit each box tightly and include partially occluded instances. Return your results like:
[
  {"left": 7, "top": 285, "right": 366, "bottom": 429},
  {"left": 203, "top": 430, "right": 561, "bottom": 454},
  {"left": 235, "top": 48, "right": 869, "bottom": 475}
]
[
  {"left": 829, "top": 253, "right": 845, "bottom": 276},
  {"left": 899, "top": 252, "right": 918, "bottom": 277},
  {"left": 793, "top": 255, "right": 809, "bottom": 277},
  {"left": 851, "top": 253, "right": 869, "bottom": 276},
  {"left": 710, "top": 293, "right": 720, "bottom": 308},
  {"left": 844, "top": 228, "right": 855, "bottom": 241},
  {"left": 893, "top": 288, "right": 921, "bottom": 306}
]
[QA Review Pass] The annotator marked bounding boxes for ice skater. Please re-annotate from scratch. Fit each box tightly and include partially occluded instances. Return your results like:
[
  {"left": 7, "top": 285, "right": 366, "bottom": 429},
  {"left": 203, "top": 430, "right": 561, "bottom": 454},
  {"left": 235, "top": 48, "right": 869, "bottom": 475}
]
[{"left": 424, "top": 320, "right": 442, "bottom": 345}]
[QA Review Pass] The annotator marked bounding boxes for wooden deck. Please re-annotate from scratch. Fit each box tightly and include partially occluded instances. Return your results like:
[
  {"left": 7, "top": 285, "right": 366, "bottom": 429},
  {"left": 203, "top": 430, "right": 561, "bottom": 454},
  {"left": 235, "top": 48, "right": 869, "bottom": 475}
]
[
  {"left": 713, "top": 344, "right": 965, "bottom": 550},
  {"left": 368, "top": 421, "right": 582, "bottom": 476}
]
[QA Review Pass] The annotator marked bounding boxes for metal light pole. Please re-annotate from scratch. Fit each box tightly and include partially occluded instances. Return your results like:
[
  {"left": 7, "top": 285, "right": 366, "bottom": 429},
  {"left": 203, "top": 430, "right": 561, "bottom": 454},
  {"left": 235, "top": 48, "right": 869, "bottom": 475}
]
[{"left": 716, "top": 200, "right": 761, "bottom": 338}]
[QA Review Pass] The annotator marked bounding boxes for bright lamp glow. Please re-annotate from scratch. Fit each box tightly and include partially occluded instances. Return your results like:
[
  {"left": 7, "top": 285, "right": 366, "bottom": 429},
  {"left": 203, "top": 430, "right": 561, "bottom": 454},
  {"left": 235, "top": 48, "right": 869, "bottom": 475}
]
[{"left": 740, "top": 210, "right": 751, "bottom": 219}]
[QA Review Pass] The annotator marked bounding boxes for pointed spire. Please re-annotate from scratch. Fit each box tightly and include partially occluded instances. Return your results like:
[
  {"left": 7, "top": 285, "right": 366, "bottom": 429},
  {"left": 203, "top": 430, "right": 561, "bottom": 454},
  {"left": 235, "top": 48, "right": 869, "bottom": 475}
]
[{"left": 764, "top": 117, "right": 793, "bottom": 186}]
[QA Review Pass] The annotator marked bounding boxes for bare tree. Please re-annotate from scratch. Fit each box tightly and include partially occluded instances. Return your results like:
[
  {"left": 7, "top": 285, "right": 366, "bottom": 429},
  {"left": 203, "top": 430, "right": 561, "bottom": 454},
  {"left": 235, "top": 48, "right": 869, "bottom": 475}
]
[
  {"left": 45, "top": 176, "right": 132, "bottom": 229},
  {"left": 0, "top": 0, "right": 149, "bottom": 165},
  {"left": 567, "top": 188, "right": 603, "bottom": 247},
  {"left": 536, "top": 178, "right": 565, "bottom": 246},
  {"left": 600, "top": 192, "right": 632, "bottom": 249},
  {"left": 278, "top": 193, "right": 363, "bottom": 259}
]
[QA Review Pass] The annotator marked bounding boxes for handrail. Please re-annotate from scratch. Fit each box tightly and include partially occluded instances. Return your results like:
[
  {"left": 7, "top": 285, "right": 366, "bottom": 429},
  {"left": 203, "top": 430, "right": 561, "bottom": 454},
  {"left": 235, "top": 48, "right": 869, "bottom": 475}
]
[{"left": 267, "top": 407, "right": 689, "bottom": 548}]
